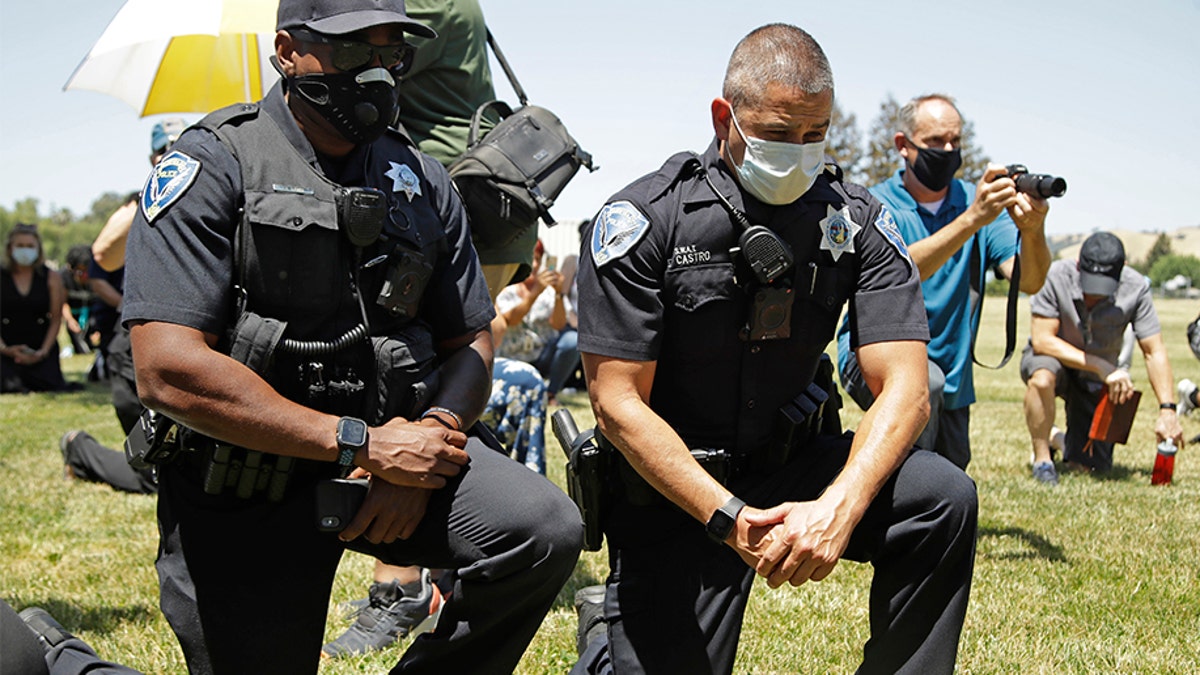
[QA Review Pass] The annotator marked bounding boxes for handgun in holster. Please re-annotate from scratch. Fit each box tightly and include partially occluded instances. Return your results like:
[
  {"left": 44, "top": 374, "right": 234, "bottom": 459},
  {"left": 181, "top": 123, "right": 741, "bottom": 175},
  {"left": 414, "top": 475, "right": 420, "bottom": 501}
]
[{"left": 551, "top": 409, "right": 611, "bottom": 552}]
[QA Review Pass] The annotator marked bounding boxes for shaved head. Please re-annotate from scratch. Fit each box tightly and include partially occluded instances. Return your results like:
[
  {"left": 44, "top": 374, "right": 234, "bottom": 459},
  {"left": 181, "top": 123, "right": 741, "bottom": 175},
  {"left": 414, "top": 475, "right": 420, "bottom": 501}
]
[{"left": 722, "top": 23, "right": 834, "bottom": 111}]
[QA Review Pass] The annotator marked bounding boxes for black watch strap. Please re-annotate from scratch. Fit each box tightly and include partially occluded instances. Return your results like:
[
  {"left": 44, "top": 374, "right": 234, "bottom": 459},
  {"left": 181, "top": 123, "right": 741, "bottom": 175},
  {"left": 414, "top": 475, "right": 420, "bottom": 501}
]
[{"left": 706, "top": 496, "right": 746, "bottom": 544}]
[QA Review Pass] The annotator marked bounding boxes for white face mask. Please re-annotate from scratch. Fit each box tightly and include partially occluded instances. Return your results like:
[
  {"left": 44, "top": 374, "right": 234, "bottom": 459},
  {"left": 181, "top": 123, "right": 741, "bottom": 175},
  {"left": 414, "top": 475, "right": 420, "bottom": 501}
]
[
  {"left": 731, "top": 111, "right": 826, "bottom": 205},
  {"left": 11, "top": 246, "right": 38, "bottom": 266}
]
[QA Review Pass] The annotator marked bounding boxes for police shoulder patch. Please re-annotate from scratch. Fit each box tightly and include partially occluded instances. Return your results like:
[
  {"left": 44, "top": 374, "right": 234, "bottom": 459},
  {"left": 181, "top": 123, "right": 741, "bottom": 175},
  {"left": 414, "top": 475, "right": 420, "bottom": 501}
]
[
  {"left": 592, "top": 201, "right": 651, "bottom": 268},
  {"left": 873, "top": 205, "right": 914, "bottom": 270},
  {"left": 141, "top": 150, "right": 201, "bottom": 224}
]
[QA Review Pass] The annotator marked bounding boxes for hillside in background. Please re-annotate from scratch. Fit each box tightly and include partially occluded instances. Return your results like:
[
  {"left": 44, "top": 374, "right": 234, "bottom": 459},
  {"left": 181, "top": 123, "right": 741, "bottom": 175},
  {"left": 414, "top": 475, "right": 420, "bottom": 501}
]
[{"left": 1049, "top": 225, "right": 1200, "bottom": 265}]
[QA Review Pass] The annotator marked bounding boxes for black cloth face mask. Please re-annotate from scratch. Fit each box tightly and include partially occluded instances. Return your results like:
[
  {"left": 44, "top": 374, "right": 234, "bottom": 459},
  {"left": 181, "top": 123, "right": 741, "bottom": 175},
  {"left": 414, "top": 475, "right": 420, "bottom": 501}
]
[
  {"left": 290, "top": 67, "right": 399, "bottom": 145},
  {"left": 907, "top": 140, "right": 963, "bottom": 192}
]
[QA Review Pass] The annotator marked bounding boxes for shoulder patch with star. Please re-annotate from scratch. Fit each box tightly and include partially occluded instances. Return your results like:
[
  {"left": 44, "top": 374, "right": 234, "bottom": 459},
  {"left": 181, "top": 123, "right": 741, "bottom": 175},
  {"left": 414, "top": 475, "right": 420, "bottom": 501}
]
[
  {"left": 592, "top": 201, "right": 651, "bottom": 267},
  {"left": 141, "top": 150, "right": 201, "bottom": 223}
]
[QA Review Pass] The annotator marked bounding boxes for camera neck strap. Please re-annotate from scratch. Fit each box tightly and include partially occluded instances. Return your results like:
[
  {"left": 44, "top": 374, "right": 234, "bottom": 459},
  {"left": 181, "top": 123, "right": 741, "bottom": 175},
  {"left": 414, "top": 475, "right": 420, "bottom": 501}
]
[{"left": 967, "top": 232, "right": 1020, "bottom": 369}]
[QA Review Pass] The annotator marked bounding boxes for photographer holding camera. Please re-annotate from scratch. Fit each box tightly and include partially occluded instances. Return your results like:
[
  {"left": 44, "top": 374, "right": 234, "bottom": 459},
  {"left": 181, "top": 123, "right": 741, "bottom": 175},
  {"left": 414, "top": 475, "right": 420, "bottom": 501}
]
[{"left": 836, "top": 93, "right": 1051, "bottom": 470}]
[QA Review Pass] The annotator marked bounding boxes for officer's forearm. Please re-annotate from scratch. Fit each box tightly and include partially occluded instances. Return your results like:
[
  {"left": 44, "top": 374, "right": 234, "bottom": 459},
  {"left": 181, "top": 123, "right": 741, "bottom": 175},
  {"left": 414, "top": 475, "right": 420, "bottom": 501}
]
[
  {"left": 587, "top": 356, "right": 730, "bottom": 525},
  {"left": 130, "top": 321, "right": 342, "bottom": 463},
  {"left": 429, "top": 327, "right": 494, "bottom": 428},
  {"left": 842, "top": 342, "right": 930, "bottom": 515}
]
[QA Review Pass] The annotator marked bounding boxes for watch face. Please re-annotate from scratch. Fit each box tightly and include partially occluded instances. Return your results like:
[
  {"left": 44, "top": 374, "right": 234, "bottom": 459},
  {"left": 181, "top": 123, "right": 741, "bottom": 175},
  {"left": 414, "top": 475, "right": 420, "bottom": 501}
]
[{"left": 338, "top": 418, "right": 367, "bottom": 446}]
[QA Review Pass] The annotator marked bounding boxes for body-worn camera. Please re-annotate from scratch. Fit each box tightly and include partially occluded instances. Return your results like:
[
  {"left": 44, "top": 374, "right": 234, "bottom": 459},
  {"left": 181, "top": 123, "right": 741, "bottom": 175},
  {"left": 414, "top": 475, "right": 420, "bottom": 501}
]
[
  {"left": 1004, "top": 164, "right": 1067, "bottom": 199},
  {"left": 747, "top": 284, "right": 794, "bottom": 341}
]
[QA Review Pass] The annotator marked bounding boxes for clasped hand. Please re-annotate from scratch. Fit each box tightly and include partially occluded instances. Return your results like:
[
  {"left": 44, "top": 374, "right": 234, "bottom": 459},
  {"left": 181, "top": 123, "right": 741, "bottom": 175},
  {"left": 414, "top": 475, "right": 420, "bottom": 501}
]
[
  {"left": 340, "top": 471, "right": 432, "bottom": 544},
  {"left": 359, "top": 416, "right": 470, "bottom": 488},
  {"left": 728, "top": 499, "right": 855, "bottom": 589}
]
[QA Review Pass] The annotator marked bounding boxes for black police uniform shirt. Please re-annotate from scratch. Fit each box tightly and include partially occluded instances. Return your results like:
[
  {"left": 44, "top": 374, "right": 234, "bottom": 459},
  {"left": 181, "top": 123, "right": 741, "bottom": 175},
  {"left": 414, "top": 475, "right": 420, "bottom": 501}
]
[
  {"left": 122, "top": 81, "right": 494, "bottom": 365},
  {"left": 577, "top": 140, "right": 928, "bottom": 455}
]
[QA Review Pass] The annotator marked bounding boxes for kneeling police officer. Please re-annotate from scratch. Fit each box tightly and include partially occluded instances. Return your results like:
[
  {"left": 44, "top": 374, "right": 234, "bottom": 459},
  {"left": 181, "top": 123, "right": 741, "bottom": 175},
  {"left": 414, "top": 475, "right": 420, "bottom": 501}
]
[
  {"left": 572, "top": 23, "right": 977, "bottom": 674},
  {"left": 122, "top": 1, "right": 581, "bottom": 672}
]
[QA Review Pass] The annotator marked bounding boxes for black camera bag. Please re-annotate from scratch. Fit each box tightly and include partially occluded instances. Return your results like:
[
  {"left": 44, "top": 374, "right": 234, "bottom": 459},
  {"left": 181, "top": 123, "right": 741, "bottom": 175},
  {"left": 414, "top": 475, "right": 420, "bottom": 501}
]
[{"left": 448, "top": 31, "right": 596, "bottom": 249}]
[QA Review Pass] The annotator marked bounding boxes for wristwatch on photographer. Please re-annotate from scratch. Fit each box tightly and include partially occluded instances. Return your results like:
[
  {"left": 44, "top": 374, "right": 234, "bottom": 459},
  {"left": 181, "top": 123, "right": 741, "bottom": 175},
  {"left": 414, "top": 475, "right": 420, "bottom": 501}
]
[
  {"left": 706, "top": 496, "right": 746, "bottom": 544},
  {"left": 335, "top": 417, "right": 369, "bottom": 467}
]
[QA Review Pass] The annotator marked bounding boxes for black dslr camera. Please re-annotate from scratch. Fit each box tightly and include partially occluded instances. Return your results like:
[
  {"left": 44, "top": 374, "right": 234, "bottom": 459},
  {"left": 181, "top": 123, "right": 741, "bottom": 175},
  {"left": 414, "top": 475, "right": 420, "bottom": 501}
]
[{"left": 1004, "top": 164, "right": 1067, "bottom": 199}]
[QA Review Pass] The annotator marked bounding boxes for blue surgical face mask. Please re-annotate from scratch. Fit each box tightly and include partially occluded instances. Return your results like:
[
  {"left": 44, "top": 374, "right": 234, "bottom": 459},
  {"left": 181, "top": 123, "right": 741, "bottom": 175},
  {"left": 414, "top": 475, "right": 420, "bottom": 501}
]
[
  {"left": 731, "top": 111, "right": 826, "bottom": 205},
  {"left": 11, "top": 246, "right": 38, "bottom": 266}
]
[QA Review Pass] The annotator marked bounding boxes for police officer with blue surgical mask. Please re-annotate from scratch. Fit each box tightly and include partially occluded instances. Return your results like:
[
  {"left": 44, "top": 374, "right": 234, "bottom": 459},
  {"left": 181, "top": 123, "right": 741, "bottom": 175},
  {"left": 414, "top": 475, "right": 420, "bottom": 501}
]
[{"left": 572, "top": 23, "right": 978, "bottom": 674}]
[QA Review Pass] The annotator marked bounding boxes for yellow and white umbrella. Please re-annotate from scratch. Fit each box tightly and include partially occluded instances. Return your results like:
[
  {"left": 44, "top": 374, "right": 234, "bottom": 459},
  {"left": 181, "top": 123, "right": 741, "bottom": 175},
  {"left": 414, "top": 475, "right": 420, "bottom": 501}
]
[{"left": 64, "top": 0, "right": 280, "bottom": 117}]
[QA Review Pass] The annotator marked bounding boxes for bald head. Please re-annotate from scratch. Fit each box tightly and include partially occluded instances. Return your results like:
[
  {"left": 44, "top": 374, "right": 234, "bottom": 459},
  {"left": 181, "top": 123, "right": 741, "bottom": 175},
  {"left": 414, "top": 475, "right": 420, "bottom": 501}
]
[
  {"left": 898, "top": 94, "right": 962, "bottom": 138},
  {"left": 722, "top": 24, "right": 834, "bottom": 111}
]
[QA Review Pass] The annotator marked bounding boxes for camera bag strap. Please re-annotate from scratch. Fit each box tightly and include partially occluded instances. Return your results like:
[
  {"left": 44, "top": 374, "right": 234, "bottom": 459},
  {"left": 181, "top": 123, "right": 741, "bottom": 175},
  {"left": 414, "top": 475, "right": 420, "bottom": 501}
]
[{"left": 968, "top": 233, "right": 1020, "bottom": 369}]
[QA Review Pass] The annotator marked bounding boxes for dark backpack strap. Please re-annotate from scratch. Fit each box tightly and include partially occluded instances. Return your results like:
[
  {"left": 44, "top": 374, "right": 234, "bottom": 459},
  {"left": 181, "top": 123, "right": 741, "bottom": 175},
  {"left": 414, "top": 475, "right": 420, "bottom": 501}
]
[
  {"left": 968, "top": 233, "right": 1021, "bottom": 369},
  {"left": 485, "top": 29, "right": 529, "bottom": 107}
]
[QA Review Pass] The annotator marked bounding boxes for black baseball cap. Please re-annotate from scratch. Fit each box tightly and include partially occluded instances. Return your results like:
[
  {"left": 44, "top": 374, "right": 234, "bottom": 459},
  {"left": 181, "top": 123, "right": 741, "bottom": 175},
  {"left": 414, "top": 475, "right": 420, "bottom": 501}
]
[
  {"left": 1078, "top": 232, "right": 1125, "bottom": 296},
  {"left": 276, "top": 0, "right": 436, "bottom": 38}
]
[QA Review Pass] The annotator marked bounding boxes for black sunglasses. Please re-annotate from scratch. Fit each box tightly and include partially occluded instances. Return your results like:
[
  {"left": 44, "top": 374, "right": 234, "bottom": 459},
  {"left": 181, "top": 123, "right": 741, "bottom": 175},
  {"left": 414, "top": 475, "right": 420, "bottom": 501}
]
[{"left": 290, "top": 29, "right": 416, "bottom": 75}]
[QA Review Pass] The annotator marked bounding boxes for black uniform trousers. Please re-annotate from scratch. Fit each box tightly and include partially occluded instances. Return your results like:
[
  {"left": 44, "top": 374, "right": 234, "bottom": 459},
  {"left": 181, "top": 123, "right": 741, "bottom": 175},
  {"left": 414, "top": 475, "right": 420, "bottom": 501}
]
[
  {"left": 574, "top": 437, "right": 977, "bottom": 675},
  {"left": 155, "top": 437, "right": 582, "bottom": 674}
]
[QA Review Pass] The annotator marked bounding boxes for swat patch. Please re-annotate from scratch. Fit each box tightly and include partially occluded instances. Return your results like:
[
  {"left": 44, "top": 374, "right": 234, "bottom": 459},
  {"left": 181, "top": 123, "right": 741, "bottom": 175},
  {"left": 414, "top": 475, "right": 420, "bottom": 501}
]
[
  {"left": 141, "top": 150, "right": 200, "bottom": 223},
  {"left": 873, "top": 206, "right": 914, "bottom": 271},
  {"left": 592, "top": 201, "right": 650, "bottom": 267}
]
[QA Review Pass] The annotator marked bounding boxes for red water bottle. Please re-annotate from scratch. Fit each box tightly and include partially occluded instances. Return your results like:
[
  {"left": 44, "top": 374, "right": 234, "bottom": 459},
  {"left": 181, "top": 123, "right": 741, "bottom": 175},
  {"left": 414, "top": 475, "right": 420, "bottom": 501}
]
[{"left": 1151, "top": 439, "right": 1177, "bottom": 486}]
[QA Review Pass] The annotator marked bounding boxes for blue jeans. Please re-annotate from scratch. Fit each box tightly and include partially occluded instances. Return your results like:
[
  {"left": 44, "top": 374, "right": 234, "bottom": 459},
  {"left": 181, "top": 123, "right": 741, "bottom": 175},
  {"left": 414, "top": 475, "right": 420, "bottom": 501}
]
[{"left": 534, "top": 328, "right": 580, "bottom": 396}]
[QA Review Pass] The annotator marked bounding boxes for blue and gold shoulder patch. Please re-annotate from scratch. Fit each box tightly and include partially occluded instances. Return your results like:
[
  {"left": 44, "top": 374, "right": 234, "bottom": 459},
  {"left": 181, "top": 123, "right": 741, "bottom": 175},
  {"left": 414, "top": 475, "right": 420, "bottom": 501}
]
[
  {"left": 141, "top": 150, "right": 201, "bottom": 223},
  {"left": 592, "top": 201, "right": 650, "bottom": 268}
]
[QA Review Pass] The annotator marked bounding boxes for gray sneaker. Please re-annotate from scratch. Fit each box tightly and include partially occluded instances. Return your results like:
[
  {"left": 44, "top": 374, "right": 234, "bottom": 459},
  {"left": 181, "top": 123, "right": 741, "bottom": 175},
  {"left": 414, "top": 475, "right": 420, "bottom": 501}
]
[
  {"left": 1032, "top": 461, "right": 1059, "bottom": 486},
  {"left": 574, "top": 585, "right": 607, "bottom": 656},
  {"left": 321, "top": 570, "right": 444, "bottom": 658}
]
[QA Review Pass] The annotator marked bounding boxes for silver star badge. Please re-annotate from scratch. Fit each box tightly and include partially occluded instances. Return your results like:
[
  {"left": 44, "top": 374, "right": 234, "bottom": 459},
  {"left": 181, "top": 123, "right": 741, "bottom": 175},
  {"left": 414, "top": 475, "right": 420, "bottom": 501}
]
[
  {"left": 819, "top": 205, "right": 861, "bottom": 262},
  {"left": 385, "top": 162, "right": 422, "bottom": 202}
]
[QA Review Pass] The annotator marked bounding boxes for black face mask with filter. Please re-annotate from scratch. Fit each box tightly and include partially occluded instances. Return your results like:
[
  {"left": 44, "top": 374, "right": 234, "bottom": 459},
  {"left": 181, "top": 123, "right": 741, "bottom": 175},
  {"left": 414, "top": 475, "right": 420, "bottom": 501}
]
[{"left": 290, "top": 67, "right": 399, "bottom": 145}]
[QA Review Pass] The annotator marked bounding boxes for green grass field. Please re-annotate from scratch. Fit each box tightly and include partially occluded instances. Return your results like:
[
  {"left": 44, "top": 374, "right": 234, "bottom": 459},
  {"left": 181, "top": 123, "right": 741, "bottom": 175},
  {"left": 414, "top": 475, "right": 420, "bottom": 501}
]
[{"left": 3, "top": 298, "right": 1200, "bottom": 673}]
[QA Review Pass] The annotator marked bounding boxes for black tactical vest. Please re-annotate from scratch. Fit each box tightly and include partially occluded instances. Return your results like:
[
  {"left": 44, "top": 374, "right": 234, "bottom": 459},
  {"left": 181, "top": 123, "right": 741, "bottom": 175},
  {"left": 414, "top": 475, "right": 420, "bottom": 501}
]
[{"left": 197, "top": 103, "right": 447, "bottom": 421}]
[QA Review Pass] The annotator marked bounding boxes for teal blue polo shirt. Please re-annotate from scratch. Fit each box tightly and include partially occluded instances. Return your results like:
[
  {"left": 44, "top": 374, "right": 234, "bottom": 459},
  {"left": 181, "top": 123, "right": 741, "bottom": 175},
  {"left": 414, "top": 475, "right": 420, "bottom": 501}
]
[{"left": 837, "top": 170, "right": 1018, "bottom": 410}]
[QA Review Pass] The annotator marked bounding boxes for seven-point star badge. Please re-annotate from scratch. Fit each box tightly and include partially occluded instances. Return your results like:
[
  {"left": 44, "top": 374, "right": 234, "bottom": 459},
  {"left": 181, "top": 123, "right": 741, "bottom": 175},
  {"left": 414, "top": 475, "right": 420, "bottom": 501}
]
[
  {"left": 819, "top": 204, "right": 861, "bottom": 261},
  {"left": 385, "top": 162, "right": 422, "bottom": 202}
]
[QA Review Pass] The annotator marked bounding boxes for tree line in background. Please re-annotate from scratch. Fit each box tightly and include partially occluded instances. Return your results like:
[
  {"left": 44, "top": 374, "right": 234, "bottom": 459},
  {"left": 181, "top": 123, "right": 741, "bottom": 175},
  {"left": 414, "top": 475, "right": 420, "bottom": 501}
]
[
  {"left": 0, "top": 192, "right": 133, "bottom": 267},
  {"left": 3, "top": 94, "right": 1199, "bottom": 290}
]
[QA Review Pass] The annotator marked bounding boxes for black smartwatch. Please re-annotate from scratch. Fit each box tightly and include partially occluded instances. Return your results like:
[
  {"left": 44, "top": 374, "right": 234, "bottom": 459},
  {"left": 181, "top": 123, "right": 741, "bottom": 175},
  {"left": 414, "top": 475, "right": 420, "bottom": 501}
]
[
  {"left": 335, "top": 417, "right": 369, "bottom": 467},
  {"left": 706, "top": 496, "right": 746, "bottom": 544}
]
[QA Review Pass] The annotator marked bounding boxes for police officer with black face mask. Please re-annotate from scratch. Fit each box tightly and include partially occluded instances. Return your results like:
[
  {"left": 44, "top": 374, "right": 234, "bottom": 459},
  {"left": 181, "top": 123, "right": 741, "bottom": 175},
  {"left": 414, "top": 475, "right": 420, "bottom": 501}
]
[
  {"left": 573, "top": 24, "right": 977, "bottom": 675},
  {"left": 121, "top": 1, "right": 581, "bottom": 672},
  {"left": 836, "top": 94, "right": 1051, "bottom": 470}
]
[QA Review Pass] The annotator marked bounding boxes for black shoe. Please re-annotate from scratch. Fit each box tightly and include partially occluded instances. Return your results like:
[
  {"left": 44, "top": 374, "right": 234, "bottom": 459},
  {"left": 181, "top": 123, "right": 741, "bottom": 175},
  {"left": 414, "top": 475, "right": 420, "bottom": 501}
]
[
  {"left": 574, "top": 585, "right": 607, "bottom": 656},
  {"left": 19, "top": 607, "right": 74, "bottom": 652}
]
